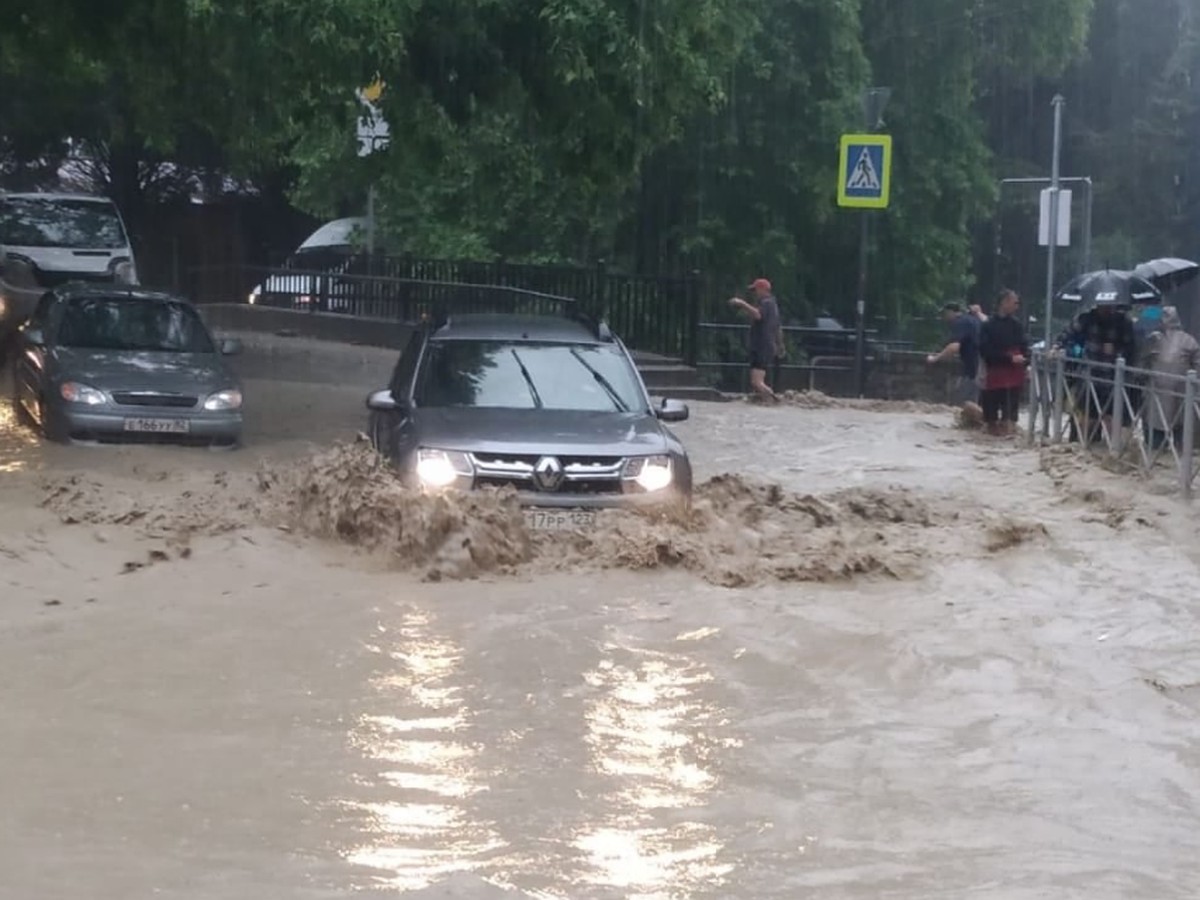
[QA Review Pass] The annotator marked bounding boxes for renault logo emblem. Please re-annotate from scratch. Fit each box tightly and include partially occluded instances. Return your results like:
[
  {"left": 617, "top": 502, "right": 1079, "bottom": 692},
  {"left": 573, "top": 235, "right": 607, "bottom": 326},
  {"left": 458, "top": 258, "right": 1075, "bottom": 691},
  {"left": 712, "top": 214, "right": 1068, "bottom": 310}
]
[{"left": 533, "top": 456, "right": 564, "bottom": 491}]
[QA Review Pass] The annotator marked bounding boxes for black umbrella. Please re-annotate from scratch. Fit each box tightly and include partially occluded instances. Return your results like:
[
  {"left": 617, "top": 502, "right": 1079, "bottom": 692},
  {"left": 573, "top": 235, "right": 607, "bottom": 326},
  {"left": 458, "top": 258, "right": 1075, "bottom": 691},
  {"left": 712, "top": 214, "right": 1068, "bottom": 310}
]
[
  {"left": 1054, "top": 268, "right": 1163, "bottom": 306},
  {"left": 1133, "top": 257, "right": 1200, "bottom": 292}
]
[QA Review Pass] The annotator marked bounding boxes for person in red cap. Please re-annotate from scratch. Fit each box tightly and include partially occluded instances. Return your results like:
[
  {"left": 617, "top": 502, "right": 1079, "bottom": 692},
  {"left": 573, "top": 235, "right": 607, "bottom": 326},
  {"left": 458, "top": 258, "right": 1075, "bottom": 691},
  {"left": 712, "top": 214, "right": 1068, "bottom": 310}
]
[{"left": 729, "top": 277, "right": 783, "bottom": 401}]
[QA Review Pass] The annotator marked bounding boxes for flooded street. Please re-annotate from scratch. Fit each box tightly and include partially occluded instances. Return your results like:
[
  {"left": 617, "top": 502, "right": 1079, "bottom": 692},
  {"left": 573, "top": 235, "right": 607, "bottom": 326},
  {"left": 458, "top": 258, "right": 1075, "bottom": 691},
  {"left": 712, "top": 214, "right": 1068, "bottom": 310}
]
[{"left": 2, "top": 336, "right": 1199, "bottom": 898}]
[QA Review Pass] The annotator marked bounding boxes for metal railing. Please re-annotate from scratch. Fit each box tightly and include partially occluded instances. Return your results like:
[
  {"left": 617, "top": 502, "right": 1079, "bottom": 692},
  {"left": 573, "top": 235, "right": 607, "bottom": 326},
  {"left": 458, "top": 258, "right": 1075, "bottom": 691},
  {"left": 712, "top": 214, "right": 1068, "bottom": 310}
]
[
  {"left": 1027, "top": 350, "right": 1200, "bottom": 496},
  {"left": 182, "top": 259, "right": 704, "bottom": 365}
]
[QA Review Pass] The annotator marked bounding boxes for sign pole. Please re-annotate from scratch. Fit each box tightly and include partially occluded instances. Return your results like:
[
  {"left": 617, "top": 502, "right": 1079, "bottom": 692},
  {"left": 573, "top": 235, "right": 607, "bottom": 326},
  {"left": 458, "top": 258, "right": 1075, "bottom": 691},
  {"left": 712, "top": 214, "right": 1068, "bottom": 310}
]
[
  {"left": 854, "top": 211, "right": 870, "bottom": 397},
  {"left": 844, "top": 87, "right": 891, "bottom": 398},
  {"left": 1044, "top": 94, "right": 1065, "bottom": 348}
]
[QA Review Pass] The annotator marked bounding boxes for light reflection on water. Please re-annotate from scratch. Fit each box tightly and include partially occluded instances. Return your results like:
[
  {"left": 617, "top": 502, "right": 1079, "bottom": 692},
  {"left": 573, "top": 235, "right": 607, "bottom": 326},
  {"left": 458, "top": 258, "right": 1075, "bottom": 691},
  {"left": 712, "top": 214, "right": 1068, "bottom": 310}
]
[
  {"left": 342, "top": 610, "right": 506, "bottom": 890},
  {"left": 572, "top": 645, "right": 738, "bottom": 898}
]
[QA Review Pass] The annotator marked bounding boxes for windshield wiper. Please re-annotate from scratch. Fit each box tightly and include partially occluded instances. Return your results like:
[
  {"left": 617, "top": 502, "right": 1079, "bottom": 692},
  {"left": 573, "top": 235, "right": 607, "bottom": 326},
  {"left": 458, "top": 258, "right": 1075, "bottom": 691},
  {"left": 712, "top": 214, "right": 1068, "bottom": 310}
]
[
  {"left": 569, "top": 348, "right": 629, "bottom": 412},
  {"left": 510, "top": 349, "right": 544, "bottom": 409}
]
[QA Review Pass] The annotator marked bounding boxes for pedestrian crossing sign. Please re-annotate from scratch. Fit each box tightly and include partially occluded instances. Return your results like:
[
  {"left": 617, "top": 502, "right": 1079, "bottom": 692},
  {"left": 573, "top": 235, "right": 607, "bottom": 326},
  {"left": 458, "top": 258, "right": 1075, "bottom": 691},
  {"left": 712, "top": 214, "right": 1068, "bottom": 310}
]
[{"left": 837, "top": 133, "right": 892, "bottom": 209}]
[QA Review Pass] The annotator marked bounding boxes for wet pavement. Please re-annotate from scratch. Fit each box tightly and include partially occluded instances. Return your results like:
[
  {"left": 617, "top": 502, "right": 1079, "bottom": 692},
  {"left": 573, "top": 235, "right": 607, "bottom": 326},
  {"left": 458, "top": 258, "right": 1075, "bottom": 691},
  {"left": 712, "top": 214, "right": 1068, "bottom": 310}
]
[{"left": 2, "top": 335, "right": 1199, "bottom": 898}]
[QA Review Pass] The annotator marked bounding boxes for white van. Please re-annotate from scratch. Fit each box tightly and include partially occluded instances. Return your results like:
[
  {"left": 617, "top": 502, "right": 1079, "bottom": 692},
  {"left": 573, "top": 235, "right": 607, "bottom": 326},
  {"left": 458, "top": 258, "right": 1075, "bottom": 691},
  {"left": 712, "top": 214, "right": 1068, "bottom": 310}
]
[
  {"left": 0, "top": 192, "right": 138, "bottom": 340},
  {"left": 248, "top": 216, "right": 367, "bottom": 311}
]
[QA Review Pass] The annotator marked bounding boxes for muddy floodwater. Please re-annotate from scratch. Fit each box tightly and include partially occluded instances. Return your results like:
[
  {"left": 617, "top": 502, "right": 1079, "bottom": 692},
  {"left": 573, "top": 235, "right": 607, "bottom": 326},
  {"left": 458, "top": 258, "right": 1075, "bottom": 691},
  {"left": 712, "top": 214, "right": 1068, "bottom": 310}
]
[{"left": 2, "top": 335, "right": 1199, "bottom": 899}]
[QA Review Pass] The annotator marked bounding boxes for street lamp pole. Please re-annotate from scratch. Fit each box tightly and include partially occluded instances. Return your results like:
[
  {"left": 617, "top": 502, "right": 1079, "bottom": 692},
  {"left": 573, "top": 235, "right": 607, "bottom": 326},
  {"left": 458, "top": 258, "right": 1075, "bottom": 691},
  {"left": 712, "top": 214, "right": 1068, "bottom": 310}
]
[
  {"left": 854, "top": 87, "right": 891, "bottom": 398},
  {"left": 1044, "top": 94, "right": 1065, "bottom": 348}
]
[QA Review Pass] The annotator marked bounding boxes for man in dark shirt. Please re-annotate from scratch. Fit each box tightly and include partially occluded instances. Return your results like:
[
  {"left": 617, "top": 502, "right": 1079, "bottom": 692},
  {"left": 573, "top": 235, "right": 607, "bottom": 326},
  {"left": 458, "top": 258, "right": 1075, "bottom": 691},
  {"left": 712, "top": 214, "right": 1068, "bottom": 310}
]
[
  {"left": 926, "top": 302, "right": 984, "bottom": 424},
  {"left": 730, "top": 277, "right": 783, "bottom": 401}
]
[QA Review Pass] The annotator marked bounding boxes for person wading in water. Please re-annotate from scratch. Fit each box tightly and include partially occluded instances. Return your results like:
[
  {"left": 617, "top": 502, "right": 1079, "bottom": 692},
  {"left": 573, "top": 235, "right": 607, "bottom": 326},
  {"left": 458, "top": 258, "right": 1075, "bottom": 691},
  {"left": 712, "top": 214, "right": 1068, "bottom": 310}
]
[
  {"left": 729, "top": 277, "right": 783, "bottom": 402},
  {"left": 978, "top": 289, "right": 1029, "bottom": 437}
]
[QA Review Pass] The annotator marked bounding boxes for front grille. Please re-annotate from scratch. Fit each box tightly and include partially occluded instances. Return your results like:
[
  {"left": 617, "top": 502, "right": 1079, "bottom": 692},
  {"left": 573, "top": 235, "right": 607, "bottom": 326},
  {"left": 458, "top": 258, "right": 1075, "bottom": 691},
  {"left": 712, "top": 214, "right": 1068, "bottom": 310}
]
[
  {"left": 111, "top": 392, "right": 198, "bottom": 409},
  {"left": 474, "top": 475, "right": 624, "bottom": 495},
  {"left": 469, "top": 452, "right": 626, "bottom": 495},
  {"left": 34, "top": 268, "right": 116, "bottom": 289}
]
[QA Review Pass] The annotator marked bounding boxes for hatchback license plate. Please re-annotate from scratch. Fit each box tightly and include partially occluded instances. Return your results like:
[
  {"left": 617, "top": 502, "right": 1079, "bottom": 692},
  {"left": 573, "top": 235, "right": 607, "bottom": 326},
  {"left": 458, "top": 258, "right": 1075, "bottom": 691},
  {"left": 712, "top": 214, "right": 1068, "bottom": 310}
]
[
  {"left": 124, "top": 418, "right": 190, "bottom": 434},
  {"left": 524, "top": 509, "right": 596, "bottom": 532}
]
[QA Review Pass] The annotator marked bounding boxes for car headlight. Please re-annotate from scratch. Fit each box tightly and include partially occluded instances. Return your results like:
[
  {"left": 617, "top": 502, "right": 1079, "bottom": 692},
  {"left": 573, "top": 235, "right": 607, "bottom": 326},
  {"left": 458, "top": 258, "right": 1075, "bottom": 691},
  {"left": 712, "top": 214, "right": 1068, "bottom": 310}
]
[
  {"left": 203, "top": 389, "right": 243, "bottom": 411},
  {"left": 0, "top": 295, "right": 7, "bottom": 319},
  {"left": 416, "top": 448, "right": 474, "bottom": 490},
  {"left": 623, "top": 455, "right": 674, "bottom": 492},
  {"left": 60, "top": 382, "right": 107, "bottom": 406}
]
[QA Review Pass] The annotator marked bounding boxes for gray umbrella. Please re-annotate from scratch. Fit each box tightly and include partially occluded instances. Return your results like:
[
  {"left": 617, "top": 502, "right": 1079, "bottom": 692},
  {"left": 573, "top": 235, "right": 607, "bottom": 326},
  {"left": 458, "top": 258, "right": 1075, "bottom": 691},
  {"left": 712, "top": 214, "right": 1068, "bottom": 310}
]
[{"left": 1133, "top": 257, "right": 1199, "bottom": 292}]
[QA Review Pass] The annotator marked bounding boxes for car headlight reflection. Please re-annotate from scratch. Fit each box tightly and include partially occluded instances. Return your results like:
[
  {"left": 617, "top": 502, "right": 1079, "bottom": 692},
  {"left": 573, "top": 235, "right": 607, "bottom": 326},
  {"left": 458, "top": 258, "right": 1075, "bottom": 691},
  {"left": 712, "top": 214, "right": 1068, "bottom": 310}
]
[
  {"left": 624, "top": 455, "right": 673, "bottom": 492},
  {"left": 203, "top": 389, "right": 243, "bottom": 411},
  {"left": 60, "top": 382, "right": 107, "bottom": 406},
  {"left": 416, "top": 448, "right": 473, "bottom": 490}
]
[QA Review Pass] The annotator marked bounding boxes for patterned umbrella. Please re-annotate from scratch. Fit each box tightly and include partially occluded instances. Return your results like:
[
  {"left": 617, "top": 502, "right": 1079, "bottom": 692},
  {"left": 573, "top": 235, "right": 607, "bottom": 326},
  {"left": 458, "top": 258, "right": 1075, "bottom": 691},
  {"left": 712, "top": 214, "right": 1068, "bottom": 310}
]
[{"left": 1053, "top": 268, "right": 1162, "bottom": 306}]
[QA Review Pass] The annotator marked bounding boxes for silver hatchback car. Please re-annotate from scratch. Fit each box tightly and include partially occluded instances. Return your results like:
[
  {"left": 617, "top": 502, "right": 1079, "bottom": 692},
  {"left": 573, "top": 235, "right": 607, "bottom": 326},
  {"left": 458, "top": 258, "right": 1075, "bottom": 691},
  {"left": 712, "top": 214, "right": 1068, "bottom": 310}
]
[{"left": 10, "top": 285, "right": 244, "bottom": 446}]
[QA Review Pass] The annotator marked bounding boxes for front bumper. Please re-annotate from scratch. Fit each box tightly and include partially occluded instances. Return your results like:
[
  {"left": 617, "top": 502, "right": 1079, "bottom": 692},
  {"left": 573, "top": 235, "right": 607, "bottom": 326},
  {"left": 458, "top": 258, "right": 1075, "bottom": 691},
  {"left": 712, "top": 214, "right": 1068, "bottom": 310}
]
[{"left": 58, "top": 407, "right": 243, "bottom": 443}]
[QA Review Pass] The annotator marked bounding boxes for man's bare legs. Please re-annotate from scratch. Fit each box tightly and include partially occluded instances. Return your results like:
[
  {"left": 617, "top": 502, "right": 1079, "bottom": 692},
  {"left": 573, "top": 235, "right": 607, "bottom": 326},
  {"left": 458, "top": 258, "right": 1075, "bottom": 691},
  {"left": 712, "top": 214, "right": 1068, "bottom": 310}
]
[{"left": 749, "top": 367, "right": 778, "bottom": 402}]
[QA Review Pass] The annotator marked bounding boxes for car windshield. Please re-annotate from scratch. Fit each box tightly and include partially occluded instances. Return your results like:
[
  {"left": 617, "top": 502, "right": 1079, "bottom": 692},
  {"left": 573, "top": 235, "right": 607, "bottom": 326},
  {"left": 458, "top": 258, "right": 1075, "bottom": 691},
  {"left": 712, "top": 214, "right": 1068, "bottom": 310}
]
[
  {"left": 56, "top": 297, "right": 216, "bottom": 354},
  {"left": 0, "top": 197, "right": 128, "bottom": 250},
  {"left": 416, "top": 340, "right": 647, "bottom": 412}
]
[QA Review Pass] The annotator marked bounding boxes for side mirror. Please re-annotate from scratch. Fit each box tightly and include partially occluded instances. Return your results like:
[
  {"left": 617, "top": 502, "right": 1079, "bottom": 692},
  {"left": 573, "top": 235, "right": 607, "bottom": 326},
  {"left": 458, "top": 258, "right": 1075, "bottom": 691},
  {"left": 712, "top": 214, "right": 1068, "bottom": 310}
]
[
  {"left": 219, "top": 337, "right": 243, "bottom": 356},
  {"left": 366, "top": 388, "right": 400, "bottom": 412},
  {"left": 655, "top": 397, "right": 690, "bottom": 422},
  {"left": 22, "top": 327, "right": 45, "bottom": 347}
]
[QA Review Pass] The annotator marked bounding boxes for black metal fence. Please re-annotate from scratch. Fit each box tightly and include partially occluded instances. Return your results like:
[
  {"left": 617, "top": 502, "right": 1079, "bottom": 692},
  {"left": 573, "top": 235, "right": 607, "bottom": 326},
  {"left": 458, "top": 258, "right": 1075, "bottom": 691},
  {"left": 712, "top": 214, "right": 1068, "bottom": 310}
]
[{"left": 183, "top": 257, "right": 704, "bottom": 365}]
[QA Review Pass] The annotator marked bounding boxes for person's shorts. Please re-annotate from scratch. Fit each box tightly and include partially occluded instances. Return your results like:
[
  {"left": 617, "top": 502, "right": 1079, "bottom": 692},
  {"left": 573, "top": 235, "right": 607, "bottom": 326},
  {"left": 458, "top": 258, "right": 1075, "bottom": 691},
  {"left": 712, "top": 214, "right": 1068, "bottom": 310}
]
[
  {"left": 749, "top": 350, "right": 775, "bottom": 372},
  {"left": 951, "top": 375, "right": 980, "bottom": 405}
]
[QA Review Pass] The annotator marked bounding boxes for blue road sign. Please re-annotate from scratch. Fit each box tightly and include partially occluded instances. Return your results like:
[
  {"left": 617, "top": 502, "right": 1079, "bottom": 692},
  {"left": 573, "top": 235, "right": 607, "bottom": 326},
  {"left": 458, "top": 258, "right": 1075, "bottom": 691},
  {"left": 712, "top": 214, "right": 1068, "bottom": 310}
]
[{"left": 838, "top": 134, "right": 892, "bottom": 209}]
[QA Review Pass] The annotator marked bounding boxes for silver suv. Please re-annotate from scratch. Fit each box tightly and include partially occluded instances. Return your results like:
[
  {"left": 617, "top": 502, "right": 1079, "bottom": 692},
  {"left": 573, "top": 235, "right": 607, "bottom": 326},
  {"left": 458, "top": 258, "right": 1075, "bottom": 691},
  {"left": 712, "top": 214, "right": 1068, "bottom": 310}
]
[{"left": 366, "top": 312, "right": 693, "bottom": 528}]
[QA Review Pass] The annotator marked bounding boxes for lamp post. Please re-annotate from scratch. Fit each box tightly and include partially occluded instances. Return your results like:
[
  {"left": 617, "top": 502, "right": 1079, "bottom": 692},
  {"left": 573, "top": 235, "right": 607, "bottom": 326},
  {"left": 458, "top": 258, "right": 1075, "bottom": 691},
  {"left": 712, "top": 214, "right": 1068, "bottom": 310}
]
[
  {"left": 1043, "top": 94, "right": 1065, "bottom": 348},
  {"left": 853, "top": 87, "right": 891, "bottom": 398}
]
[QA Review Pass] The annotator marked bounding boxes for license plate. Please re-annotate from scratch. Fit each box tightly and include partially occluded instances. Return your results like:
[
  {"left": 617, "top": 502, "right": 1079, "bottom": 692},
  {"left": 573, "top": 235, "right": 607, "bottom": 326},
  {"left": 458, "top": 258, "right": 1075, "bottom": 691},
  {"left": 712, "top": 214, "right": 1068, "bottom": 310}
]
[
  {"left": 123, "top": 418, "right": 190, "bottom": 434},
  {"left": 524, "top": 509, "right": 596, "bottom": 532}
]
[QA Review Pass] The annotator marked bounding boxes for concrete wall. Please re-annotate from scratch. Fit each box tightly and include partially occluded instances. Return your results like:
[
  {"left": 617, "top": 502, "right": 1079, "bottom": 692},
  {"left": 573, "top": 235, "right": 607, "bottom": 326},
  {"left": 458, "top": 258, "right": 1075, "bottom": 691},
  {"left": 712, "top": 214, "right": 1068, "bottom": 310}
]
[
  {"left": 198, "top": 304, "right": 414, "bottom": 350},
  {"left": 713, "top": 353, "right": 963, "bottom": 402},
  {"left": 199, "top": 303, "right": 961, "bottom": 403}
]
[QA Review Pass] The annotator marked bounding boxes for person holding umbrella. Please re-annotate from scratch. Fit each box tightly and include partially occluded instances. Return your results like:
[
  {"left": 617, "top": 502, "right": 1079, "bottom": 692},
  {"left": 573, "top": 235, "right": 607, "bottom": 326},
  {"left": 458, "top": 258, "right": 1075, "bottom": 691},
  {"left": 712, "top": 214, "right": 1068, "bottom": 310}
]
[
  {"left": 1053, "top": 269, "right": 1150, "bottom": 445},
  {"left": 979, "top": 289, "right": 1029, "bottom": 436}
]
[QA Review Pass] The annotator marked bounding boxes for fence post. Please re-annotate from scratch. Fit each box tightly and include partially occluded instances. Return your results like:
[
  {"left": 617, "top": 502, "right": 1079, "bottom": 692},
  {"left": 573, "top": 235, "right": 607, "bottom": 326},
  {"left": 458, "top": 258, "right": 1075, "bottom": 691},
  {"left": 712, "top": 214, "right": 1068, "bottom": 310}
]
[
  {"left": 684, "top": 269, "right": 702, "bottom": 368},
  {"left": 1182, "top": 370, "right": 1197, "bottom": 498},
  {"left": 1113, "top": 356, "right": 1126, "bottom": 457},
  {"left": 1051, "top": 351, "right": 1066, "bottom": 443},
  {"left": 1026, "top": 354, "right": 1039, "bottom": 445},
  {"left": 315, "top": 273, "right": 326, "bottom": 314},
  {"left": 593, "top": 259, "right": 608, "bottom": 324}
]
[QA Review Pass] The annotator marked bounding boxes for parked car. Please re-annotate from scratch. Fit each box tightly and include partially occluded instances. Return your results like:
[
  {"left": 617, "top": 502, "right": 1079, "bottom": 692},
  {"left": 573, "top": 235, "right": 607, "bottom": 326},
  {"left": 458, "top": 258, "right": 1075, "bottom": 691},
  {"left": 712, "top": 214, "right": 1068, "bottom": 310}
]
[
  {"left": 365, "top": 311, "right": 693, "bottom": 528},
  {"left": 0, "top": 192, "right": 138, "bottom": 343},
  {"left": 247, "top": 217, "right": 367, "bottom": 312},
  {"left": 9, "top": 284, "right": 244, "bottom": 446}
]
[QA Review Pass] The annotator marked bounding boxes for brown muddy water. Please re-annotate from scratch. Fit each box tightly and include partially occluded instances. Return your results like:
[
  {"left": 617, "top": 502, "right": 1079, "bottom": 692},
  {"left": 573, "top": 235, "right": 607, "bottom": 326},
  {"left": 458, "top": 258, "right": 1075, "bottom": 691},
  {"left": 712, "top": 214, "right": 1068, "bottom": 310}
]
[{"left": 1, "top": 335, "right": 1199, "bottom": 899}]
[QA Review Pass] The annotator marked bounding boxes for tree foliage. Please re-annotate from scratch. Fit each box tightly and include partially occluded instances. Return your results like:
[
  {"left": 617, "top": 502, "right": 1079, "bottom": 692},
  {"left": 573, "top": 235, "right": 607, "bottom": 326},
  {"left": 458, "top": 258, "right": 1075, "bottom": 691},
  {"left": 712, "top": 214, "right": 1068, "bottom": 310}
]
[{"left": 6, "top": 0, "right": 1164, "bottom": 335}]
